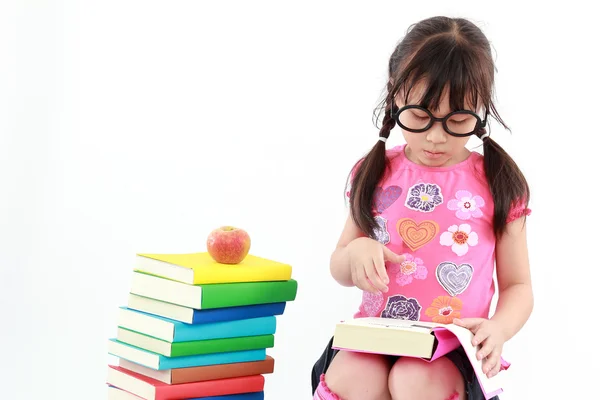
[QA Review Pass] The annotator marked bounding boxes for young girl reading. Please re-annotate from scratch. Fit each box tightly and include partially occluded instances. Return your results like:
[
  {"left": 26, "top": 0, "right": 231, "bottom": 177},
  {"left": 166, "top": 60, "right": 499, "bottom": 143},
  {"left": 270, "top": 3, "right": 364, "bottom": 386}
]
[{"left": 311, "top": 16, "right": 533, "bottom": 400}]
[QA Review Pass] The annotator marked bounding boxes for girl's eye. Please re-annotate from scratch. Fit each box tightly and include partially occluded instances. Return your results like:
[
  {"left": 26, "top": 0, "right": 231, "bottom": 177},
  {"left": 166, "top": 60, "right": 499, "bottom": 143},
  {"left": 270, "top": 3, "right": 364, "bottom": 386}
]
[
  {"left": 449, "top": 119, "right": 467, "bottom": 124},
  {"left": 411, "top": 113, "right": 429, "bottom": 120}
]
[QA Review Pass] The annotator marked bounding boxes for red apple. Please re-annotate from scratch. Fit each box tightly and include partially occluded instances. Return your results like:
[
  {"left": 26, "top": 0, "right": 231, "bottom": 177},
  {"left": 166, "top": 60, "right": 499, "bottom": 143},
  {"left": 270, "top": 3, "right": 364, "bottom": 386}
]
[{"left": 206, "top": 226, "right": 251, "bottom": 264}]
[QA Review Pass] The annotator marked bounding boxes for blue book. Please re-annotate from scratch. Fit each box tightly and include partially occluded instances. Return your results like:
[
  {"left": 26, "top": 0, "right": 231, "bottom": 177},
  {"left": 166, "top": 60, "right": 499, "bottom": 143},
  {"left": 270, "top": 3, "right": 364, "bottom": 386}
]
[
  {"left": 108, "top": 386, "right": 264, "bottom": 400},
  {"left": 128, "top": 293, "right": 286, "bottom": 324},
  {"left": 118, "top": 307, "right": 277, "bottom": 342},
  {"left": 108, "top": 339, "right": 266, "bottom": 370}
]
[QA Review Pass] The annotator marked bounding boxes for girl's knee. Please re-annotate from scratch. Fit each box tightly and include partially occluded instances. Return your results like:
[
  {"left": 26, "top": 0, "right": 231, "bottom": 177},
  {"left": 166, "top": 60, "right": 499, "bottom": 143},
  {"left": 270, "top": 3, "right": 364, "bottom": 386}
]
[
  {"left": 388, "top": 356, "right": 465, "bottom": 400},
  {"left": 388, "top": 357, "right": 432, "bottom": 393},
  {"left": 324, "top": 351, "right": 393, "bottom": 400}
]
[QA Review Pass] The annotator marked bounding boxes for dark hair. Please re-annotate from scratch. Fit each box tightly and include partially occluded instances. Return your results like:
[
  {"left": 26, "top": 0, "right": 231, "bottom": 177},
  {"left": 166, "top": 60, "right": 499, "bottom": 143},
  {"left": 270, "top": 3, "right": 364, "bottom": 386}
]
[{"left": 348, "top": 16, "right": 529, "bottom": 239}]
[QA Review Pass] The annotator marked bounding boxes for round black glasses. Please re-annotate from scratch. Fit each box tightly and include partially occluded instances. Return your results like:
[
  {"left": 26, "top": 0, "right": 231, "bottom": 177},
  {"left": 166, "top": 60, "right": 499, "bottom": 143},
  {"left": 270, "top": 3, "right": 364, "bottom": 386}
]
[{"left": 391, "top": 105, "right": 487, "bottom": 137}]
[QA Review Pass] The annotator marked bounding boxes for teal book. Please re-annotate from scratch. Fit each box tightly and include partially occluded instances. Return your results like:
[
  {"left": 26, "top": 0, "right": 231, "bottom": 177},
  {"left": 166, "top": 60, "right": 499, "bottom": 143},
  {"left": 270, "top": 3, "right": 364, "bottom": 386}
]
[
  {"left": 117, "top": 307, "right": 277, "bottom": 342},
  {"left": 108, "top": 339, "right": 267, "bottom": 370},
  {"left": 130, "top": 271, "right": 298, "bottom": 309}
]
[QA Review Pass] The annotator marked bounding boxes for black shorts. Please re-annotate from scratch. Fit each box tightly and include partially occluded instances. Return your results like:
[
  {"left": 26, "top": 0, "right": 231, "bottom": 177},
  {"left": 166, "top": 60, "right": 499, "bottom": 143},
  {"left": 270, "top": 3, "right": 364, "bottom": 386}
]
[{"left": 310, "top": 336, "right": 499, "bottom": 400}]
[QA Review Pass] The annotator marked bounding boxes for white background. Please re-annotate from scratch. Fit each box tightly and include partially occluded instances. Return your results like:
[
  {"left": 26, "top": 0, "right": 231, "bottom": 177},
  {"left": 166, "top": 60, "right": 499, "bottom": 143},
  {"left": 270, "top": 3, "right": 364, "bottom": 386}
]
[{"left": 3, "top": 1, "right": 599, "bottom": 399}]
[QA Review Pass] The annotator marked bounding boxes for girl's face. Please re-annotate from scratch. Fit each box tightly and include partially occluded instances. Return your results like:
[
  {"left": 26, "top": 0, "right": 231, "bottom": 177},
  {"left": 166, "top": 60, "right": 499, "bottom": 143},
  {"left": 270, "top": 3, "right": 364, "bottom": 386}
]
[{"left": 394, "top": 86, "right": 478, "bottom": 168}]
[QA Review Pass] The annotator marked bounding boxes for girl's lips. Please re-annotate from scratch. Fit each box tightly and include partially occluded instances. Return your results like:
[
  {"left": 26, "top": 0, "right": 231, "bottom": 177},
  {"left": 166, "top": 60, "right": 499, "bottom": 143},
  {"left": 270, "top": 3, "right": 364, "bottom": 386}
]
[{"left": 424, "top": 150, "right": 444, "bottom": 159}]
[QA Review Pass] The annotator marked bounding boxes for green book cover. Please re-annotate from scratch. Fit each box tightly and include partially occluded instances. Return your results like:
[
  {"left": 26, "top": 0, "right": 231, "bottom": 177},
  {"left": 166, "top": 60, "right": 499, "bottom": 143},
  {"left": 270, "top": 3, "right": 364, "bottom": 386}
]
[
  {"left": 120, "top": 328, "right": 275, "bottom": 357},
  {"left": 170, "top": 334, "right": 274, "bottom": 357},
  {"left": 201, "top": 279, "right": 298, "bottom": 309},
  {"left": 130, "top": 272, "right": 298, "bottom": 309}
]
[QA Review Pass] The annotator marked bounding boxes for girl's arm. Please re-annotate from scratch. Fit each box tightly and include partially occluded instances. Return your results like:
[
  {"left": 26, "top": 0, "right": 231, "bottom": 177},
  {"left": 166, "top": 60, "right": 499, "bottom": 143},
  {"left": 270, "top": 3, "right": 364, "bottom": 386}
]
[
  {"left": 490, "top": 217, "right": 534, "bottom": 341},
  {"left": 329, "top": 213, "right": 403, "bottom": 293},
  {"left": 329, "top": 213, "right": 364, "bottom": 287}
]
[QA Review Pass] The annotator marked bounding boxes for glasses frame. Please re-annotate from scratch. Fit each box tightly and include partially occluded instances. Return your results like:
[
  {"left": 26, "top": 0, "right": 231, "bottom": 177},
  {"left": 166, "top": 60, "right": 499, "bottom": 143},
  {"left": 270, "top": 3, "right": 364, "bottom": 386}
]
[{"left": 391, "top": 104, "right": 488, "bottom": 137}]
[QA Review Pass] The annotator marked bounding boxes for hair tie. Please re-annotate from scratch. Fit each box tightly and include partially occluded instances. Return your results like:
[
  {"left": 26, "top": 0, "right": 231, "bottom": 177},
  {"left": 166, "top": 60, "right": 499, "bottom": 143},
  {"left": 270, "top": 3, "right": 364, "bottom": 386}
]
[
  {"left": 480, "top": 131, "right": 490, "bottom": 140},
  {"left": 378, "top": 136, "right": 387, "bottom": 143}
]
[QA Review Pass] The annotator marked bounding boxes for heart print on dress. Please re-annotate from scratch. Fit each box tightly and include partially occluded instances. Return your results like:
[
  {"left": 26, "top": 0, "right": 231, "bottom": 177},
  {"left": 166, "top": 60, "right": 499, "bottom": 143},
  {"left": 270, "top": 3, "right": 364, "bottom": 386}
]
[
  {"left": 374, "top": 185, "right": 403, "bottom": 213},
  {"left": 435, "top": 261, "right": 474, "bottom": 296},
  {"left": 396, "top": 218, "right": 440, "bottom": 251}
]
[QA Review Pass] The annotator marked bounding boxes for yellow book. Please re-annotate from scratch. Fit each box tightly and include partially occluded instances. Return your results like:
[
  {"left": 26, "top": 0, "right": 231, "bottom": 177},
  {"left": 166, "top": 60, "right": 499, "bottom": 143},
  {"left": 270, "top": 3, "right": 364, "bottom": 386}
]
[{"left": 135, "top": 252, "right": 292, "bottom": 285}]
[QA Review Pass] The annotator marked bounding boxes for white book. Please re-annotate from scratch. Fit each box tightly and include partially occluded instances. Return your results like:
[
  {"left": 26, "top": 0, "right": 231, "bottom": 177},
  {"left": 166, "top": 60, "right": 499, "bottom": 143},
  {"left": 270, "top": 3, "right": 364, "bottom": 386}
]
[
  {"left": 108, "top": 386, "right": 144, "bottom": 400},
  {"left": 130, "top": 272, "right": 202, "bottom": 309},
  {"left": 127, "top": 294, "right": 198, "bottom": 324}
]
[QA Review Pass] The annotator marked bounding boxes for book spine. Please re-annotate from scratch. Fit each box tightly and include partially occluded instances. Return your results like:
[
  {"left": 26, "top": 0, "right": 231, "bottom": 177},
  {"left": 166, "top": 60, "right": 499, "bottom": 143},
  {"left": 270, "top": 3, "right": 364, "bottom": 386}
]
[
  {"left": 171, "top": 335, "right": 274, "bottom": 357},
  {"left": 150, "top": 372, "right": 265, "bottom": 399},
  {"left": 192, "top": 267, "right": 292, "bottom": 285},
  {"left": 159, "top": 349, "right": 267, "bottom": 370},
  {"left": 171, "top": 357, "right": 275, "bottom": 384},
  {"left": 190, "top": 303, "right": 286, "bottom": 324},
  {"left": 174, "top": 316, "right": 276, "bottom": 342},
  {"left": 200, "top": 280, "right": 298, "bottom": 309}
]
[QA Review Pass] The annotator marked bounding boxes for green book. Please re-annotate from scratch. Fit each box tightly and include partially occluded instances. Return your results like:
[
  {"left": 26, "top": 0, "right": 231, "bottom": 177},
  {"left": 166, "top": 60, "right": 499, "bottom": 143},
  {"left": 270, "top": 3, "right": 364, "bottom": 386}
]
[
  {"left": 130, "top": 271, "right": 298, "bottom": 309},
  {"left": 117, "top": 327, "right": 275, "bottom": 357}
]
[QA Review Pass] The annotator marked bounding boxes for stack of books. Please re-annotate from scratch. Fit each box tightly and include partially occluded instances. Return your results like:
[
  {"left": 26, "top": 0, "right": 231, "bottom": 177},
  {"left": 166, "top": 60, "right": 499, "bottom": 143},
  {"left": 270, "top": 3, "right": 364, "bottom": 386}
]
[{"left": 106, "top": 251, "right": 298, "bottom": 399}]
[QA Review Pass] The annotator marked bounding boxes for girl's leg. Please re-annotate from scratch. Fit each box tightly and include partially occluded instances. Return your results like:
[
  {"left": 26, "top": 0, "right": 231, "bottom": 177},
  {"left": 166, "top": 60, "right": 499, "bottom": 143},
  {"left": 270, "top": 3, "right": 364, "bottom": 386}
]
[
  {"left": 388, "top": 356, "right": 466, "bottom": 400},
  {"left": 322, "top": 350, "right": 395, "bottom": 400}
]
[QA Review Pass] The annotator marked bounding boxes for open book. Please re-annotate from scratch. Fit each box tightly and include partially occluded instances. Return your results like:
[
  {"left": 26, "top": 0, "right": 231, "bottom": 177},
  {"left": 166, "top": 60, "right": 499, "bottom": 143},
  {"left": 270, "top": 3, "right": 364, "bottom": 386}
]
[{"left": 332, "top": 317, "right": 509, "bottom": 400}]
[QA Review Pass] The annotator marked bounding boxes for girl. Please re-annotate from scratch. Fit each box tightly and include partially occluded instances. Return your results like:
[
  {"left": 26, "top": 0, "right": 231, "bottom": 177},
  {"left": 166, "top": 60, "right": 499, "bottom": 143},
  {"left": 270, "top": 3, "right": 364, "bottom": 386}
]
[{"left": 311, "top": 16, "right": 533, "bottom": 400}]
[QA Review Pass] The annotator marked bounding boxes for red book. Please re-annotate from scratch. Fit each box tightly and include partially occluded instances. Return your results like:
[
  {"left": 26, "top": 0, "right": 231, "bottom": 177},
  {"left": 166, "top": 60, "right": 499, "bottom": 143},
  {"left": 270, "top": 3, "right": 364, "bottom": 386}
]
[{"left": 106, "top": 365, "right": 264, "bottom": 400}]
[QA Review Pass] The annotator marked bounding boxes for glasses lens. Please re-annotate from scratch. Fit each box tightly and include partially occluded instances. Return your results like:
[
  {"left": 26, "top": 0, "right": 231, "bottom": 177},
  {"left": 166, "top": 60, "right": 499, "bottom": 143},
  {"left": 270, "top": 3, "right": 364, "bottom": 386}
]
[
  {"left": 445, "top": 111, "right": 479, "bottom": 135},
  {"left": 398, "top": 108, "right": 431, "bottom": 131}
]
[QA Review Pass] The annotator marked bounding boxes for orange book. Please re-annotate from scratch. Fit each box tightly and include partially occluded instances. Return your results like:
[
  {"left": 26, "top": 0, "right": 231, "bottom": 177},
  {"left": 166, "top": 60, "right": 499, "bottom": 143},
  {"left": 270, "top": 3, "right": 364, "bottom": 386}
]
[
  {"left": 119, "top": 356, "right": 275, "bottom": 384},
  {"left": 107, "top": 365, "right": 264, "bottom": 400}
]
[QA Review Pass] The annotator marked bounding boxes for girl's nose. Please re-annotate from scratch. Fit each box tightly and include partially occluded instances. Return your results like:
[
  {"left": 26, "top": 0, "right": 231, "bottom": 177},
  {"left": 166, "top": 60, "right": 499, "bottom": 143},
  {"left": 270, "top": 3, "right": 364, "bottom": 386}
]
[{"left": 425, "top": 122, "right": 447, "bottom": 144}]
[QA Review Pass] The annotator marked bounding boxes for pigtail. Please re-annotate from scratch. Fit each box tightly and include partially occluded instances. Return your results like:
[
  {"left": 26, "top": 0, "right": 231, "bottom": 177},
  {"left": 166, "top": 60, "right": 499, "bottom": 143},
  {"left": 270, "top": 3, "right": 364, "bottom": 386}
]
[
  {"left": 480, "top": 130, "right": 530, "bottom": 238},
  {"left": 348, "top": 105, "right": 396, "bottom": 239}
]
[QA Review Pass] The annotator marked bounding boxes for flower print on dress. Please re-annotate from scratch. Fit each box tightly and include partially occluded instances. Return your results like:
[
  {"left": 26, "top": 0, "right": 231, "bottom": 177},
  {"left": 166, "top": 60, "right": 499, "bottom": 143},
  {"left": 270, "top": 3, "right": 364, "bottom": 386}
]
[
  {"left": 361, "top": 291, "right": 384, "bottom": 317},
  {"left": 371, "top": 215, "right": 390, "bottom": 245},
  {"left": 388, "top": 253, "right": 427, "bottom": 287},
  {"left": 425, "top": 296, "right": 463, "bottom": 324},
  {"left": 405, "top": 183, "right": 443, "bottom": 212},
  {"left": 439, "top": 224, "right": 479, "bottom": 256},
  {"left": 380, "top": 295, "right": 421, "bottom": 320},
  {"left": 447, "top": 190, "right": 485, "bottom": 220}
]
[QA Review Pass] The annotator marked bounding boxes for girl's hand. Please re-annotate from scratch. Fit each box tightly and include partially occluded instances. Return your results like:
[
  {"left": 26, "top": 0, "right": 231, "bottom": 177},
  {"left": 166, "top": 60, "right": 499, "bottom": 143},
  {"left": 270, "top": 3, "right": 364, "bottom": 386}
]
[
  {"left": 346, "top": 237, "right": 405, "bottom": 293},
  {"left": 453, "top": 318, "right": 507, "bottom": 378}
]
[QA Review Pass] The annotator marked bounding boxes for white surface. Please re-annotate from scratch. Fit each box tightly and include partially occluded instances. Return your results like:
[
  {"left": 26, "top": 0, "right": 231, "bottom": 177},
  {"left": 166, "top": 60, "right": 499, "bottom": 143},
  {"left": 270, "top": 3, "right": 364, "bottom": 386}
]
[{"left": 3, "top": 1, "right": 598, "bottom": 399}]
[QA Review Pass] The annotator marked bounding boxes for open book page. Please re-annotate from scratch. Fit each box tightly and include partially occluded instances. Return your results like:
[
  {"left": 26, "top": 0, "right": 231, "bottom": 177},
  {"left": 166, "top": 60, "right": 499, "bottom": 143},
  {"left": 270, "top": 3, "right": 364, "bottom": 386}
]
[{"left": 436, "top": 324, "right": 505, "bottom": 399}]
